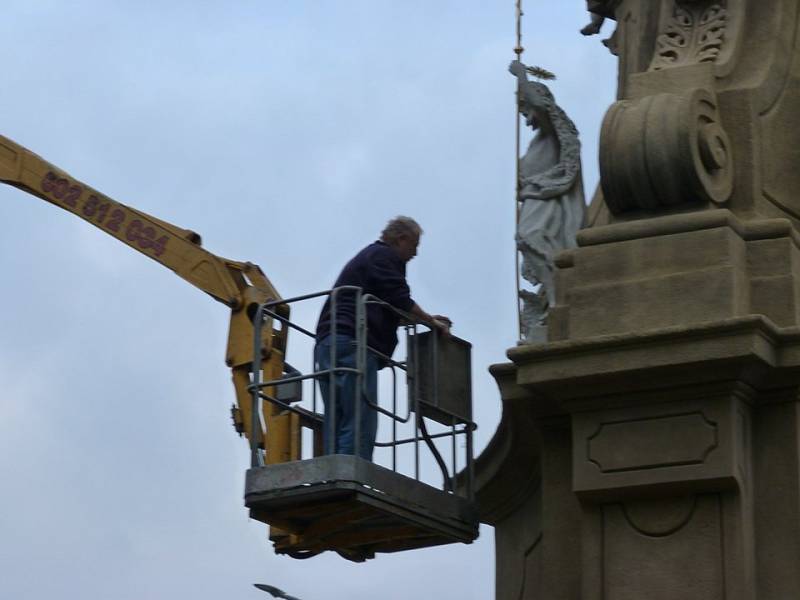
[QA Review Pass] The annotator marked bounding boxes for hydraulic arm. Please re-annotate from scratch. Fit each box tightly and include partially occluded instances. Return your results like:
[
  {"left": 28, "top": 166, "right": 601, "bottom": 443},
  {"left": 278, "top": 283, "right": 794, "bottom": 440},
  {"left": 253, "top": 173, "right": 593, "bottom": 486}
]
[{"left": 0, "top": 134, "right": 299, "bottom": 464}]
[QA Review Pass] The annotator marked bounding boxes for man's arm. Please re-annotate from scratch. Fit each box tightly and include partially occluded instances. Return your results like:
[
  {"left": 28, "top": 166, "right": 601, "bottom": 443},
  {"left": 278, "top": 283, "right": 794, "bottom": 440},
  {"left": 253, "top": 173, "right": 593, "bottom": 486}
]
[
  {"left": 369, "top": 252, "right": 451, "bottom": 334},
  {"left": 410, "top": 303, "right": 452, "bottom": 335}
]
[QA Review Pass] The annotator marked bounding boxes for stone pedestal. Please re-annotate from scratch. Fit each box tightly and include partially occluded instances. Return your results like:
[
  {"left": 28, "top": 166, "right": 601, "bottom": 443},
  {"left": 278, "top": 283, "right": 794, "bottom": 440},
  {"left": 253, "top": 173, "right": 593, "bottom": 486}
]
[
  {"left": 476, "top": 212, "right": 800, "bottom": 598},
  {"left": 477, "top": 1, "right": 800, "bottom": 596}
]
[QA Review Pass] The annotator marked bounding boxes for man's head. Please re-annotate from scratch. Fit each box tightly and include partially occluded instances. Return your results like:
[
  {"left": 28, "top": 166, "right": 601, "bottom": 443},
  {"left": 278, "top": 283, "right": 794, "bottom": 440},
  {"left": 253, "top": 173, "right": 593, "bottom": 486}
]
[{"left": 381, "top": 216, "right": 422, "bottom": 262}]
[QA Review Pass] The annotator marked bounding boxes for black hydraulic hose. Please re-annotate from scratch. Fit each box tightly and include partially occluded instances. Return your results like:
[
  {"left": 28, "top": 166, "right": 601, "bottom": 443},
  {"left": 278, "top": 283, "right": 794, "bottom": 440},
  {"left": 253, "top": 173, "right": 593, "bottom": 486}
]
[{"left": 418, "top": 414, "right": 453, "bottom": 493}]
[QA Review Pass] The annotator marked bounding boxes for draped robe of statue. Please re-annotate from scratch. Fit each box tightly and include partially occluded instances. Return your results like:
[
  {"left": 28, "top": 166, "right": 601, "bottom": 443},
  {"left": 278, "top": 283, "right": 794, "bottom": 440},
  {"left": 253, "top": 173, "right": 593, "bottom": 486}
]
[{"left": 513, "top": 63, "right": 585, "bottom": 342}]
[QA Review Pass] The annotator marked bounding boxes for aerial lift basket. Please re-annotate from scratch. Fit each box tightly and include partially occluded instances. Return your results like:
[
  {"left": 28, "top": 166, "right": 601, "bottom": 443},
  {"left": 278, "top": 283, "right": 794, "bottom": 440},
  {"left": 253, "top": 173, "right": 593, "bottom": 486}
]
[{"left": 244, "top": 291, "right": 478, "bottom": 561}]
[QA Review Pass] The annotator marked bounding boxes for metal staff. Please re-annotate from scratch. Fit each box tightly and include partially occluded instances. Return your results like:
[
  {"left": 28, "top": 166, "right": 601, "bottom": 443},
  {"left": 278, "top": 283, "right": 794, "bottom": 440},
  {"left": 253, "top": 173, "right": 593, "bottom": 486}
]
[{"left": 514, "top": 0, "right": 524, "bottom": 340}]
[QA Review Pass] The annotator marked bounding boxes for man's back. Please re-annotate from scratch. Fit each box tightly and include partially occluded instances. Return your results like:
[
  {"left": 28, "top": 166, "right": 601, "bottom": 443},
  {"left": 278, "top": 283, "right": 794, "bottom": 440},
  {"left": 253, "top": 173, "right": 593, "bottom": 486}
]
[{"left": 315, "top": 240, "right": 415, "bottom": 359}]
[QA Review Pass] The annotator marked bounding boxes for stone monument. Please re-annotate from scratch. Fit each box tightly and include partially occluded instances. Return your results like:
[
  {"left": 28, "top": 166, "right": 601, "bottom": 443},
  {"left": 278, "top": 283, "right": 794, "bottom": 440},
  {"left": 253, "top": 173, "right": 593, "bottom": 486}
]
[{"left": 477, "top": 2, "right": 800, "bottom": 598}]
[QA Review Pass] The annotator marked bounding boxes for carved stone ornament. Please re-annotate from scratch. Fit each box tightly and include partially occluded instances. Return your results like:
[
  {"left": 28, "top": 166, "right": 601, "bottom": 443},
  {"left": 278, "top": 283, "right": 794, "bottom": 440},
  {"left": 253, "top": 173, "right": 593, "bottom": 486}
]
[
  {"left": 599, "top": 87, "right": 733, "bottom": 214},
  {"left": 650, "top": 0, "right": 728, "bottom": 71}
]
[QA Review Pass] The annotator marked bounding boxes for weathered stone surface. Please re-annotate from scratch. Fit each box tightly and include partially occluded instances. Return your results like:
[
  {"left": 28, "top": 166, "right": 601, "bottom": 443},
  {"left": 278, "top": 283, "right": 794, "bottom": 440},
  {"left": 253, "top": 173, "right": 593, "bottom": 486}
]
[
  {"left": 601, "top": 85, "right": 733, "bottom": 212},
  {"left": 602, "top": 495, "right": 726, "bottom": 599},
  {"left": 477, "top": 3, "right": 800, "bottom": 597},
  {"left": 586, "top": 412, "right": 718, "bottom": 473},
  {"left": 551, "top": 210, "right": 800, "bottom": 341}
]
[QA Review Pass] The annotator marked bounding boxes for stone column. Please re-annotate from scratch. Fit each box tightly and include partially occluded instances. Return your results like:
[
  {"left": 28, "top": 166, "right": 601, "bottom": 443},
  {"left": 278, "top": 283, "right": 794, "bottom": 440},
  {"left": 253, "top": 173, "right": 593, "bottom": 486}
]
[{"left": 477, "top": 1, "right": 800, "bottom": 597}]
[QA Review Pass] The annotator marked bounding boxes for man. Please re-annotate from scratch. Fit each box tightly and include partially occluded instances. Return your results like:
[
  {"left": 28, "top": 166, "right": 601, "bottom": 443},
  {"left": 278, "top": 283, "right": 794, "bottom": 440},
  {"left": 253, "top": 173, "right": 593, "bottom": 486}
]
[{"left": 314, "top": 216, "right": 451, "bottom": 460}]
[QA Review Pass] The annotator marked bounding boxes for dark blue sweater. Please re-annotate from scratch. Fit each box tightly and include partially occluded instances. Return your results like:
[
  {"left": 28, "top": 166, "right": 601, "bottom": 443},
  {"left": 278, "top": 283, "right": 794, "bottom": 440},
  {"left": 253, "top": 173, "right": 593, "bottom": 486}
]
[{"left": 316, "top": 241, "right": 415, "bottom": 359}]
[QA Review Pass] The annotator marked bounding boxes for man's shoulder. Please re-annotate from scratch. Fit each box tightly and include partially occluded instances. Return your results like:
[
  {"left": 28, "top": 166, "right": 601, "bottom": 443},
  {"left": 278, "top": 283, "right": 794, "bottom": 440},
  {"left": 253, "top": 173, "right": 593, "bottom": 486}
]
[
  {"left": 340, "top": 241, "right": 390, "bottom": 275},
  {"left": 354, "top": 241, "right": 398, "bottom": 264},
  {"left": 339, "top": 241, "right": 405, "bottom": 283}
]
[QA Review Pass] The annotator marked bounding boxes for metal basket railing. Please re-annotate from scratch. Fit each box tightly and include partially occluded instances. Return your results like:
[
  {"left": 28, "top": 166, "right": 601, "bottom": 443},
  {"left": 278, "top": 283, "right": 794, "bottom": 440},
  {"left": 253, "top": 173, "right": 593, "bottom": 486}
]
[{"left": 248, "top": 286, "right": 476, "bottom": 501}]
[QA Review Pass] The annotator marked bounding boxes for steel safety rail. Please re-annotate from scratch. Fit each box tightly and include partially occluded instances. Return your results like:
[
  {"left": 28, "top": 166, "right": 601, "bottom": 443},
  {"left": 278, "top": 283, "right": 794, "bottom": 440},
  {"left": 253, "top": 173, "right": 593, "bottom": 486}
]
[{"left": 360, "top": 294, "right": 476, "bottom": 494}]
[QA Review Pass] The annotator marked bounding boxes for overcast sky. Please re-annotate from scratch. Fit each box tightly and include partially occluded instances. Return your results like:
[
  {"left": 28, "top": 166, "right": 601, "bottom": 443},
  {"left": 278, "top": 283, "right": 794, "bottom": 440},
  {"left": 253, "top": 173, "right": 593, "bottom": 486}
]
[{"left": 0, "top": 2, "right": 616, "bottom": 599}]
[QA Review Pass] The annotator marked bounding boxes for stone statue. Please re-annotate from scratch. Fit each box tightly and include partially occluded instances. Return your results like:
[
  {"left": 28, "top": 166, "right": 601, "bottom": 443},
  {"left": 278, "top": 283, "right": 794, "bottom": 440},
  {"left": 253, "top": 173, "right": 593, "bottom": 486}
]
[
  {"left": 510, "top": 60, "right": 585, "bottom": 343},
  {"left": 581, "top": 0, "right": 621, "bottom": 53},
  {"left": 581, "top": 1, "right": 607, "bottom": 36}
]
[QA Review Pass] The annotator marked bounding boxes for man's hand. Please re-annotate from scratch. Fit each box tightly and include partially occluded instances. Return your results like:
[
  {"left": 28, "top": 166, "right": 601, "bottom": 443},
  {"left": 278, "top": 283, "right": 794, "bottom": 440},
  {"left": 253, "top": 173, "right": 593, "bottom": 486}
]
[
  {"left": 431, "top": 315, "right": 452, "bottom": 337},
  {"left": 410, "top": 304, "right": 452, "bottom": 336}
]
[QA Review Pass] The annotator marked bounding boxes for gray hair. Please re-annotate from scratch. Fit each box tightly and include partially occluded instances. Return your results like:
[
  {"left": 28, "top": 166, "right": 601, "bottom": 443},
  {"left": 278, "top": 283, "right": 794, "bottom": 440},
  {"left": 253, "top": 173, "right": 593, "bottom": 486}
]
[{"left": 380, "top": 216, "right": 423, "bottom": 243}]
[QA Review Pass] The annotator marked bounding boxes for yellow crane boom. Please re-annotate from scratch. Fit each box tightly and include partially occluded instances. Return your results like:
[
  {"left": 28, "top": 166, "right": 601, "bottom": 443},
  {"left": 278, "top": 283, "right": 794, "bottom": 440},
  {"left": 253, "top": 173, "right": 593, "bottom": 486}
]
[{"left": 0, "top": 133, "right": 299, "bottom": 465}]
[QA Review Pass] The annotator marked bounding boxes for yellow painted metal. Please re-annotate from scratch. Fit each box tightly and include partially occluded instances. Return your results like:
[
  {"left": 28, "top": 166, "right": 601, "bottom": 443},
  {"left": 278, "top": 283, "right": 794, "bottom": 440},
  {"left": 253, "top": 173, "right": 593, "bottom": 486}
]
[{"left": 0, "top": 133, "right": 299, "bottom": 469}]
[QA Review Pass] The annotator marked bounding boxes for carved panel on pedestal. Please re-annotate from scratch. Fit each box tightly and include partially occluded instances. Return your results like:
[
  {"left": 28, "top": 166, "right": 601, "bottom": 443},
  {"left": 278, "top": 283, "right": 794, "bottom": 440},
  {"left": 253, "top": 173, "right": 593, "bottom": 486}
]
[
  {"left": 587, "top": 412, "right": 718, "bottom": 472},
  {"left": 573, "top": 398, "right": 748, "bottom": 499},
  {"left": 603, "top": 494, "right": 725, "bottom": 599}
]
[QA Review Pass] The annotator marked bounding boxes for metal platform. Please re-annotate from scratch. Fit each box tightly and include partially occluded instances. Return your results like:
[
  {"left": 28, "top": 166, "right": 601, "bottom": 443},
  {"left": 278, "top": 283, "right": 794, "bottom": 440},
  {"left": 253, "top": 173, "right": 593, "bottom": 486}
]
[{"left": 245, "top": 454, "right": 479, "bottom": 561}]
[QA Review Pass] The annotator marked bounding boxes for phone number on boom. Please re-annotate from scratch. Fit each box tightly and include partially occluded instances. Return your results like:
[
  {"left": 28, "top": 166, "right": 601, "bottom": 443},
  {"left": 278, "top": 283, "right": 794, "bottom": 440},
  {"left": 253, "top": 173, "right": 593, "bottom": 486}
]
[{"left": 40, "top": 171, "right": 169, "bottom": 257}]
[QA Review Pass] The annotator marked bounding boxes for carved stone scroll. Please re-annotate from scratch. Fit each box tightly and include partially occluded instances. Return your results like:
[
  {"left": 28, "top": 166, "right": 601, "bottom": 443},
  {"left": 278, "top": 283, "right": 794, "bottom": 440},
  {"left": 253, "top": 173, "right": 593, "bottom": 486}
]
[{"left": 600, "top": 87, "right": 733, "bottom": 214}]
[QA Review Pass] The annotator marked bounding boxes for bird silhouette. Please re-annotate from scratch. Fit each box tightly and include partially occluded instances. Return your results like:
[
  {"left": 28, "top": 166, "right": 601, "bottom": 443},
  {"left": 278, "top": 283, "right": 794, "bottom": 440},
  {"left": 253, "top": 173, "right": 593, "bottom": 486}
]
[{"left": 254, "top": 583, "right": 303, "bottom": 600}]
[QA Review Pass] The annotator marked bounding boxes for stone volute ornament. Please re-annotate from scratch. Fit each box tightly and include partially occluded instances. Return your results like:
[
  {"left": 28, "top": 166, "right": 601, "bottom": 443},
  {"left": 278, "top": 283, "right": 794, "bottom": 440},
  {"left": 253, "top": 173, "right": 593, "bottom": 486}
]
[
  {"left": 597, "top": 0, "right": 735, "bottom": 215},
  {"left": 600, "top": 86, "right": 733, "bottom": 213}
]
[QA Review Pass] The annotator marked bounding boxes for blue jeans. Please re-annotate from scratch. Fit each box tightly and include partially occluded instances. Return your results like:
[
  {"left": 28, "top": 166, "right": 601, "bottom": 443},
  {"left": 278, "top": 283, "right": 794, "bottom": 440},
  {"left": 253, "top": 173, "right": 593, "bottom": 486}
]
[{"left": 314, "top": 335, "right": 379, "bottom": 460}]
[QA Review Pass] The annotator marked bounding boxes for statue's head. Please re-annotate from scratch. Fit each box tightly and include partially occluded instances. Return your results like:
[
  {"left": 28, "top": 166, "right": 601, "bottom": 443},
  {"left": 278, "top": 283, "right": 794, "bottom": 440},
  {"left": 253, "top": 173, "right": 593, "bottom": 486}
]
[{"left": 519, "top": 81, "right": 555, "bottom": 131}]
